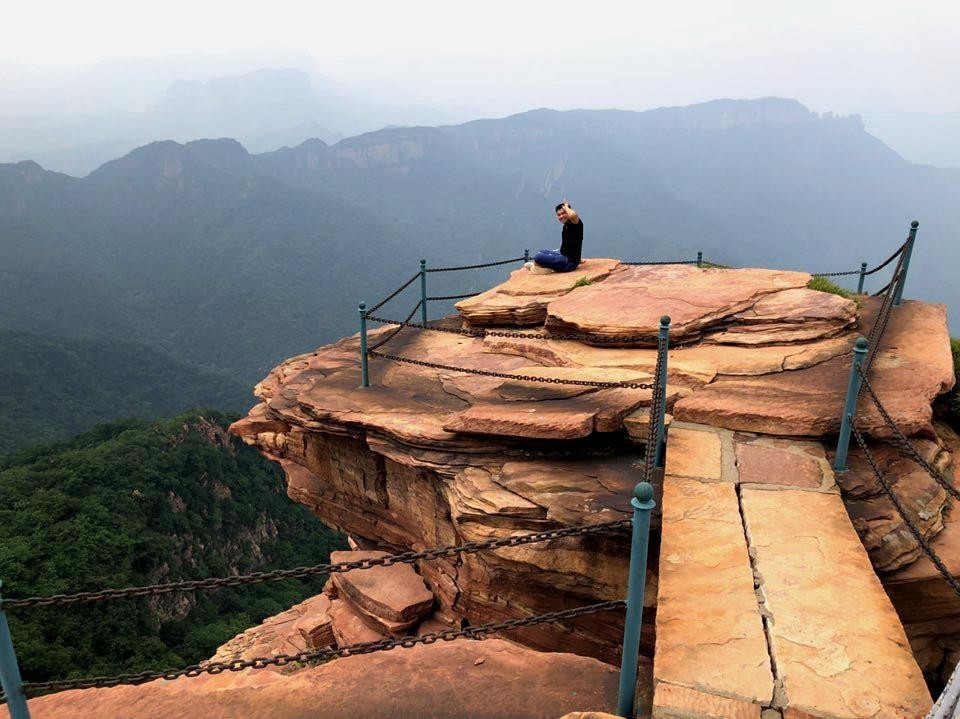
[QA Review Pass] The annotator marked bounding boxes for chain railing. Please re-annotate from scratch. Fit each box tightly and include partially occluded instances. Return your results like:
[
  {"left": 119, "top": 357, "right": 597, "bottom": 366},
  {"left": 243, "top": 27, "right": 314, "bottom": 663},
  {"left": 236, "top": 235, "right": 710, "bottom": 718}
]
[
  {"left": 833, "top": 221, "right": 918, "bottom": 471},
  {"left": 18, "top": 600, "right": 627, "bottom": 698},
  {"left": 0, "top": 482, "right": 659, "bottom": 718}
]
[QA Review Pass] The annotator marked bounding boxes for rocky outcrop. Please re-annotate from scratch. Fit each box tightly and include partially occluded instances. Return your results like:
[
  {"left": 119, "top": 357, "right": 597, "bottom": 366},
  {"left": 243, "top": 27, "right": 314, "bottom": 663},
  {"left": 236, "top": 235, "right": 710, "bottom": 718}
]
[
  {"left": 227, "top": 259, "right": 953, "bottom": 715},
  {"left": 25, "top": 639, "right": 624, "bottom": 719},
  {"left": 544, "top": 264, "right": 818, "bottom": 345}
]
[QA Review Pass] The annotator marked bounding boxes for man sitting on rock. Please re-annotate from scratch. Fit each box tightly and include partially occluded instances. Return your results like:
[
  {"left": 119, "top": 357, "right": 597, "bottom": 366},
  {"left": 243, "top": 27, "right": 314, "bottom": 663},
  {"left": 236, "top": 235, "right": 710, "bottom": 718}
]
[{"left": 525, "top": 201, "right": 582, "bottom": 274}]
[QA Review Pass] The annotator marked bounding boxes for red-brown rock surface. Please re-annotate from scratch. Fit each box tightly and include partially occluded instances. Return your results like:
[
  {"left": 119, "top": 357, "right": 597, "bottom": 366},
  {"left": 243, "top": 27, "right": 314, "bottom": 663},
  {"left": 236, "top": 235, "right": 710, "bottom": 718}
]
[
  {"left": 329, "top": 549, "right": 434, "bottom": 632},
  {"left": 222, "top": 258, "right": 954, "bottom": 718},
  {"left": 22, "top": 639, "right": 622, "bottom": 719},
  {"left": 544, "top": 264, "right": 813, "bottom": 345},
  {"left": 456, "top": 259, "right": 620, "bottom": 326},
  {"left": 673, "top": 299, "right": 953, "bottom": 437},
  {"left": 228, "top": 261, "right": 954, "bottom": 665},
  {"left": 206, "top": 594, "right": 334, "bottom": 667}
]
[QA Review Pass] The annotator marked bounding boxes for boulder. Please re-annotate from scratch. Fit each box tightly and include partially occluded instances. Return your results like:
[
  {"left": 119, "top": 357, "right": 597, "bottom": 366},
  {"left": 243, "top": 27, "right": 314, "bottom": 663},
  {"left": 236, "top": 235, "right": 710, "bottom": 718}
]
[
  {"left": 544, "top": 264, "right": 811, "bottom": 345},
  {"left": 330, "top": 550, "right": 434, "bottom": 631},
  {"left": 706, "top": 287, "right": 857, "bottom": 345}
]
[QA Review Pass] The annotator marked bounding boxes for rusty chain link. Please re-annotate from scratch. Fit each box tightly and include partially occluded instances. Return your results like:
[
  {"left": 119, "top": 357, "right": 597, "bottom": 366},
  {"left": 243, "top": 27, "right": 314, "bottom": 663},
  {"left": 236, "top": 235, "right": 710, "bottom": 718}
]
[
  {"left": 863, "top": 240, "right": 909, "bottom": 276},
  {"left": 19, "top": 599, "right": 625, "bottom": 697},
  {"left": 641, "top": 334, "right": 667, "bottom": 484},
  {"left": 427, "top": 293, "right": 478, "bottom": 301},
  {"left": 366, "top": 272, "right": 421, "bottom": 314},
  {"left": 368, "top": 301, "right": 423, "bottom": 351},
  {"left": 856, "top": 368, "right": 960, "bottom": 502},
  {"left": 366, "top": 349, "right": 654, "bottom": 389},
  {"left": 2, "top": 520, "right": 629, "bottom": 610},
  {"left": 851, "top": 424, "right": 960, "bottom": 599},
  {"left": 426, "top": 257, "right": 526, "bottom": 273},
  {"left": 811, "top": 269, "right": 863, "bottom": 277},
  {"left": 365, "top": 314, "right": 659, "bottom": 346}
]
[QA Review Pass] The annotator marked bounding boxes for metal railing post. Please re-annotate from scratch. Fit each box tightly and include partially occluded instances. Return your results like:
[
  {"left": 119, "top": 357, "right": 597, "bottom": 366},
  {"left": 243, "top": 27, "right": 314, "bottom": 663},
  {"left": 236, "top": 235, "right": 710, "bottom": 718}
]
[
  {"left": 0, "top": 583, "right": 31, "bottom": 719},
  {"left": 696, "top": 251, "right": 703, "bottom": 268},
  {"left": 833, "top": 337, "right": 869, "bottom": 471},
  {"left": 653, "top": 316, "right": 671, "bottom": 469},
  {"left": 419, "top": 259, "right": 428, "bottom": 325},
  {"left": 856, "top": 262, "right": 868, "bottom": 294},
  {"left": 617, "top": 482, "right": 656, "bottom": 719},
  {"left": 893, "top": 220, "right": 918, "bottom": 307},
  {"left": 358, "top": 302, "right": 369, "bottom": 388},
  {"left": 524, "top": 248, "right": 530, "bottom": 263}
]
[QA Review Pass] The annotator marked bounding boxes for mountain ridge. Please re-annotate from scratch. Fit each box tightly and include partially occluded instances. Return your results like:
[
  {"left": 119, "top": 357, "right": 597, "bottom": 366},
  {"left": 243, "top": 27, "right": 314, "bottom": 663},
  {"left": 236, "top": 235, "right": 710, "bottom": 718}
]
[{"left": 1, "top": 97, "right": 956, "bottom": 393}]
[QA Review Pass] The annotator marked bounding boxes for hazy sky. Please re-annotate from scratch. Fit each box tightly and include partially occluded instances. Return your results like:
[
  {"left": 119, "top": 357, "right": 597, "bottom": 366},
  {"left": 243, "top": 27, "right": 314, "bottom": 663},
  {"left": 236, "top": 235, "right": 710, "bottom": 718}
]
[{"left": 3, "top": 0, "right": 958, "bottom": 119}]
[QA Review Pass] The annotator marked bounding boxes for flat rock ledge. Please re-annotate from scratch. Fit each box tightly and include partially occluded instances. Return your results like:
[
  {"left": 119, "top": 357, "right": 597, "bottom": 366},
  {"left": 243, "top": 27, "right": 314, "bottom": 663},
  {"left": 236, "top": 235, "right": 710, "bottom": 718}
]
[
  {"left": 544, "top": 264, "right": 827, "bottom": 346},
  {"left": 25, "top": 639, "right": 623, "bottom": 719}
]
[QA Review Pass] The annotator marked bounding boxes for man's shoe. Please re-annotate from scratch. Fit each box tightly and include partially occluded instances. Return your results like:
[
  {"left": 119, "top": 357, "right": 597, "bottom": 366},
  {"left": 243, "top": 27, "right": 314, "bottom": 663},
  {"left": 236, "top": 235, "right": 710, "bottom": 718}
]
[{"left": 530, "top": 265, "right": 556, "bottom": 275}]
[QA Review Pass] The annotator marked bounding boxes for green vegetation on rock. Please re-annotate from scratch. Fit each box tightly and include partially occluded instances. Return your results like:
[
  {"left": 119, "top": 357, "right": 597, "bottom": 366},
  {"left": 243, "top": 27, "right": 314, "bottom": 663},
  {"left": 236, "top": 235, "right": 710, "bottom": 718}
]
[
  {"left": 807, "top": 275, "right": 855, "bottom": 299},
  {"left": 0, "top": 411, "right": 345, "bottom": 683}
]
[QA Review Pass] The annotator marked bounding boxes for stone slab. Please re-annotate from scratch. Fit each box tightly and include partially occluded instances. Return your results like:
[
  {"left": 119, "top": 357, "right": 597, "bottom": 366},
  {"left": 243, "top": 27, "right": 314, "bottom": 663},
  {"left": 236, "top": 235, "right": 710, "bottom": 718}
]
[
  {"left": 740, "top": 488, "right": 931, "bottom": 718},
  {"left": 653, "top": 681, "right": 761, "bottom": 719},
  {"left": 655, "top": 476, "right": 774, "bottom": 705},
  {"left": 330, "top": 550, "right": 434, "bottom": 624},
  {"left": 545, "top": 264, "right": 811, "bottom": 345},
  {"left": 735, "top": 441, "right": 824, "bottom": 489},
  {"left": 665, "top": 427, "right": 723, "bottom": 481}
]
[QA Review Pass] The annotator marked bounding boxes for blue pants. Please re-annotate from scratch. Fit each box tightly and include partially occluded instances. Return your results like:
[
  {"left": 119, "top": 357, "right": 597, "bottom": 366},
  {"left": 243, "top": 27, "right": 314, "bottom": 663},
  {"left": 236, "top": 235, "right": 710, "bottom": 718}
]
[{"left": 534, "top": 250, "right": 578, "bottom": 272}]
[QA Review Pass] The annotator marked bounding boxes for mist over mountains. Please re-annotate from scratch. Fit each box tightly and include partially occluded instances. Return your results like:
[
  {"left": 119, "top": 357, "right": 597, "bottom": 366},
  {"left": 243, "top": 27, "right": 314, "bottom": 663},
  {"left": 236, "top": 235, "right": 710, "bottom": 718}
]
[
  {"left": 1, "top": 97, "right": 957, "bottom": 418},
  {"left": 0, "top": 67, "right": 453, "bottom": 176}
]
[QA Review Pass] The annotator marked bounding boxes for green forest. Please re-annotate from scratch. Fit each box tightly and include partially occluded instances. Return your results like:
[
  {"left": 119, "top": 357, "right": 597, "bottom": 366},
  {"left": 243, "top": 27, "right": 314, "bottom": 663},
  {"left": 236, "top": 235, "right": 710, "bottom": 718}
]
[
  {"left": 0, "top": 329, "right": 250, "bottom": 453},
  {"left": 0, "top": 412, "right": 344, "bottom": 683}
]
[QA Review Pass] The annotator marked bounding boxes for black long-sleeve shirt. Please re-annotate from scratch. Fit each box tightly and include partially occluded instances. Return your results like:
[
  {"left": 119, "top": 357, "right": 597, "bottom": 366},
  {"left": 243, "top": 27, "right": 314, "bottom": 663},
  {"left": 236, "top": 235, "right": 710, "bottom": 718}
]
[{"left": 560, "top": 220, "right": 583, "bottom": 266}]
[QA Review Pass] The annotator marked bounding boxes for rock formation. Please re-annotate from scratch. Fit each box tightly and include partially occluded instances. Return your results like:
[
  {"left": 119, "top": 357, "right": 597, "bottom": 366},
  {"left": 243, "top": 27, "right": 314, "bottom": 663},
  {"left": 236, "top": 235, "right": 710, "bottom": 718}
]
[{"left": 34, "top": 258, "right": 955, "bottom": 717}]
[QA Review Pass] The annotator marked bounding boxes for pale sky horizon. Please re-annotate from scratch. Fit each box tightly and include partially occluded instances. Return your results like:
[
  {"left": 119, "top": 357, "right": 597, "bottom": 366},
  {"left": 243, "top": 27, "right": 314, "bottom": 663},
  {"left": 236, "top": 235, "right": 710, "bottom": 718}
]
[{"left": 3, "top": 0, "right": 959, "bottom": 119}]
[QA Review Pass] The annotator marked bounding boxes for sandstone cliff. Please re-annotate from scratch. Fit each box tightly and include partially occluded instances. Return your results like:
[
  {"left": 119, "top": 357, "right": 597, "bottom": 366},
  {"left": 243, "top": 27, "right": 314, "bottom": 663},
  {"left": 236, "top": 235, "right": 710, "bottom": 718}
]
[{"left": 27, "top": 259, "right": 956, "bottom": 718}]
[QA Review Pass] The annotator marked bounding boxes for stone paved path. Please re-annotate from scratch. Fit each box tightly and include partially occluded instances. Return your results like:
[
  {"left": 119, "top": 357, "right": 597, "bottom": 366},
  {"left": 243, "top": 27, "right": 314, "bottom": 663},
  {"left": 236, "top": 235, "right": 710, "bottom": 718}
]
[{"left": 653, "top": 422, "right": 932, "bottom": 719}]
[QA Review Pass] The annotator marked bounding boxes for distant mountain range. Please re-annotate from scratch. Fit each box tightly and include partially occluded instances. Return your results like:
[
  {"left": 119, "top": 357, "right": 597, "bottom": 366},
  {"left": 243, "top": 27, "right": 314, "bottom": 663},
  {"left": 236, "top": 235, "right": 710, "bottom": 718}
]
[
  {"left": 1, "top": 98, "right": 957, "bottom": 424},
  {"left": 0, "top": 68, "right": 453, "bottom": 176}
]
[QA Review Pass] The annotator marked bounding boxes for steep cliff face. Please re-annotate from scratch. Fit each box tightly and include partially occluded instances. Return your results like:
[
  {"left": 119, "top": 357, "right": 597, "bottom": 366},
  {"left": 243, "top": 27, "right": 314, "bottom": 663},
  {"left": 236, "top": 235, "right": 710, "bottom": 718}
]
[{"left": 231, "top": 261, "right": 956, "bottom": 674}]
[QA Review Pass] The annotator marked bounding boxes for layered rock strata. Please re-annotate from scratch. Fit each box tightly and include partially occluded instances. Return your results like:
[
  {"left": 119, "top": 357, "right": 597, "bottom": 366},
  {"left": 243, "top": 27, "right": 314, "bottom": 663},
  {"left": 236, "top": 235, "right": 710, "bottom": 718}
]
[{"left": 229, "top": 258, "right": 953, "bottom": 715}]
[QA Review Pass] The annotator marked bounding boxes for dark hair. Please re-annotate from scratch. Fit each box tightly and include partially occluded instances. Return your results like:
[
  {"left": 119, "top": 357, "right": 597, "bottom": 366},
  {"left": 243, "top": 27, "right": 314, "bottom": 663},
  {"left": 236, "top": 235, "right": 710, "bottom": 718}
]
[{"left": 555, "top": 203, "right": 565, "bottom": 213}]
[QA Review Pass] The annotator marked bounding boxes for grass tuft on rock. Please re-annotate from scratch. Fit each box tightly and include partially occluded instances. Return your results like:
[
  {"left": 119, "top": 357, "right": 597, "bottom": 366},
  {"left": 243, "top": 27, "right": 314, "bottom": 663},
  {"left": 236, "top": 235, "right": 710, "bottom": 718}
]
[
  {"left": 572, "top": 276, "right": 593, "bottom": 288},
  {"left": 807, "top": 275, "right": 855, "bottom": 299}
]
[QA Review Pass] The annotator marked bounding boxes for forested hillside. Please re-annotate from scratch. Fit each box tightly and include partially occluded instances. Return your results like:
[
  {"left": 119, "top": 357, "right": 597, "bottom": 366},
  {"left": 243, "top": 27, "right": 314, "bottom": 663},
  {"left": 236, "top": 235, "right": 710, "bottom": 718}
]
[
  {"left": 0, "top": 329, "right": 249, "bottom": 452},
  {"left": 0, "top": 412, "right": 345, "bottom": 682}
]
